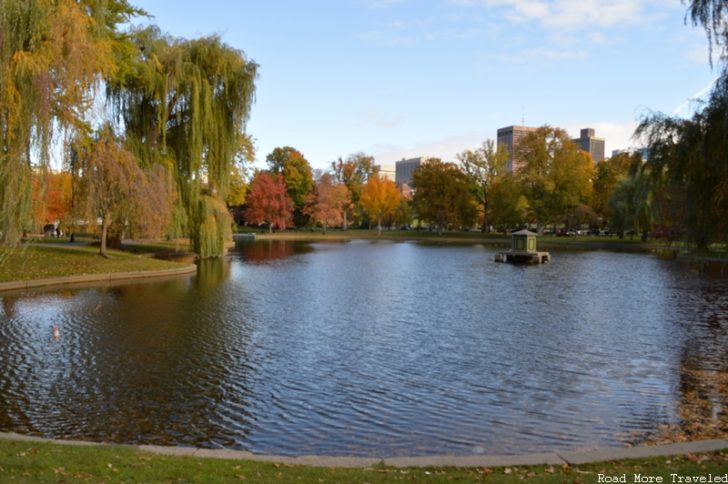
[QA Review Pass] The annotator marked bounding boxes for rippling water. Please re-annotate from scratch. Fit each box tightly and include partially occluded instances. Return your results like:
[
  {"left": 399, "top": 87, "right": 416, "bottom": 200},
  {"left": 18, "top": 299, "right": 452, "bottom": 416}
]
[{"left": 0, "top": 240, "right": 726, "bottom": 456}]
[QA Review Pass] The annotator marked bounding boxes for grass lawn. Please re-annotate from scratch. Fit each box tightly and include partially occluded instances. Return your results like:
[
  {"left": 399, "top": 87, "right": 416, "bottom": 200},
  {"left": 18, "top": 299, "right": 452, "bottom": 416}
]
[
  {"left": 0, "top": 439, "right": 726, "bottom": 483},
  {"left": 0, "top": 242, "right": 190, "bottom": 283}
]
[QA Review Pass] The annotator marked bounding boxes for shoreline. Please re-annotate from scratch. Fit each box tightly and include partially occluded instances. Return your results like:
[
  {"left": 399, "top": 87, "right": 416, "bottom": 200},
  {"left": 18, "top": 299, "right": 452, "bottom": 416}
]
[
  {"left": 0, "top": 264, "right": 197, "bottom": 294},
  {"left": 0, "top": 432, "right": 725, "bottom": 468},
  {"left": 249, "top": 230, "right": 728, "bottom": 259}
]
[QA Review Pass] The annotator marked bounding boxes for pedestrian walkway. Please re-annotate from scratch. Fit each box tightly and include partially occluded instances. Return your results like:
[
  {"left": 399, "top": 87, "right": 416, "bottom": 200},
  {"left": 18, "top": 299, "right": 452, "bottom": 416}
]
[{"left": 0, "top": 432, "right": 725, "bottom": 468}]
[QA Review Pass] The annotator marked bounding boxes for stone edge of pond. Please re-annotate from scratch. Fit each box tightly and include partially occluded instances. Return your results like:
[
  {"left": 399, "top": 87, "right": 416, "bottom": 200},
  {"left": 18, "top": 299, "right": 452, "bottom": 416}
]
[
  {"left": 0, "top": 264, "right": 197, "bottom": 294},
  {"left": 0, "top": 432, "right": 726, "bottom": 468}
]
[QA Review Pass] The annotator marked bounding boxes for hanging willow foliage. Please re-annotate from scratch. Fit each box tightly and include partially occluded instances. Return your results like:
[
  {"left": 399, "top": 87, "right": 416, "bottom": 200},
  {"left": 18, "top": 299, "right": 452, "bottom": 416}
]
[
  {"left": 108, "top": 27, "right": 258, "bottom": 257},
  {"left": 0, "top": 0, "right": 141, "bottom": 244}
]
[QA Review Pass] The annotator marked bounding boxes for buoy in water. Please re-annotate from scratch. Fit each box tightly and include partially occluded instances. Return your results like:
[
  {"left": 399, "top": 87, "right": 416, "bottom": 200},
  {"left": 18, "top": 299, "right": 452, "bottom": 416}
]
[{"left": 52, "top": 324, "right": 60, "bottom": 341}]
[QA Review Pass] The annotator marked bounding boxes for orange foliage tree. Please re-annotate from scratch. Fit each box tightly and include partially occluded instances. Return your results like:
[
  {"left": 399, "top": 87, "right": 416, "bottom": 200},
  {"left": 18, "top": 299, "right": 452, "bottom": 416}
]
[
  {"left": 359, "top": 175, "right": 402, "bottom": 235},
  {"left": 31, "top": 170, "right": 73, "bottom": 231},
  {"left": 75, "top": 130, "right": 176, "bottom": 257},
  {"left": 245, "top": 171, "right": 293, "bottom": 233}
]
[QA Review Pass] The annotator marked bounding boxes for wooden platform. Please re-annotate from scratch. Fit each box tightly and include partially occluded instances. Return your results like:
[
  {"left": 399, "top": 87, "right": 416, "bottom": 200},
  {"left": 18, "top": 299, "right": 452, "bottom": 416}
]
[{"left": 495, "top": 251, "right": 551, "bottom": 264}]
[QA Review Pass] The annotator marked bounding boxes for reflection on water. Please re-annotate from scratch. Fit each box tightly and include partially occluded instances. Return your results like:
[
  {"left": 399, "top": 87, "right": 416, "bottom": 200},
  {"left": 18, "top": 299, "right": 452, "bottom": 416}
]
[{"left": 0, "top": 240, "right": 727, "bottom": 456}]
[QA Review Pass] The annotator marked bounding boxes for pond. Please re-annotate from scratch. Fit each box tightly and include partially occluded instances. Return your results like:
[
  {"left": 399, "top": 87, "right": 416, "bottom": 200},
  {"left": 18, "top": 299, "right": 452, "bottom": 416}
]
[{"left": 0, "top": 240, "right": 726, "bottom": 457}]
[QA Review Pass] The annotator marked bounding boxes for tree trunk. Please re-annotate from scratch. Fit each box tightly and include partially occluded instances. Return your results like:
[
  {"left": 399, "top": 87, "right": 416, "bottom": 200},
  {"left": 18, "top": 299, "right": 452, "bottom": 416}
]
[
  {"left": 481, "top": 196, "right": 489, "bottom": 233},
  {"left": 342, "top": 210, "right": 348, "bottom": 231},
  {"left": 323, "top": 223, "right": 327, "bottom": 234},
  {"left": 377, "top": 215, "right": 382, "bottom": 235},
  {"left": 100, "top": 215, "right": 110, "bottom": 258},
  {"left": 536, "top": 221, "right": 544, "bottom": 236},
  {"left": 268, "top": 224, "right": 273, "bottom": 234}
]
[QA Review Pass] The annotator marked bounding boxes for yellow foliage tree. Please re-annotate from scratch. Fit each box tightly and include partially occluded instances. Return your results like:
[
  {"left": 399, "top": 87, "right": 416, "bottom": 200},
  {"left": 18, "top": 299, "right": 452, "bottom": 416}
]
[{"left": 359, "top": 176, "right": 401, "bottom": 235}]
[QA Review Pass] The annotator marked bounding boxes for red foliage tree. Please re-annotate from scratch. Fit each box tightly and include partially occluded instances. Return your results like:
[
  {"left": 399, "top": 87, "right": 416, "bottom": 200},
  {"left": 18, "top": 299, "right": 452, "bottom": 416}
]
[
  {"left": 245, "top": 171, "right": 293, "bottom": 232},
  {"left": 304, "top": 173, "right": 350, "bottom": 233}
]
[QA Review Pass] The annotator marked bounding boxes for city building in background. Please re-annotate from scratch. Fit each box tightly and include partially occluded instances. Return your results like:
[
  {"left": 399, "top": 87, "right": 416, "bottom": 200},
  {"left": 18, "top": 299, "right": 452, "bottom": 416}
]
[
  {"left": 611, "top": 147, "right": 650, "bottom": 161},
  {"left": 572, "top": 128, "right": 605, "bottom": 164},
  {"left": 395, "top": 157, "right": 424, "bottom": 186},
  {"left": 496, "top": 125, "right": 538, "bottom": 172},
  {"left": 375, "top": 165, "right": 396, "bottom": 182}
]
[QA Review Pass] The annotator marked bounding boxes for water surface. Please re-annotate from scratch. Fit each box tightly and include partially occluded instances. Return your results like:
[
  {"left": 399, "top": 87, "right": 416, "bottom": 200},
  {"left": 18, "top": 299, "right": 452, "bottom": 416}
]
[{"left": 0, "top": 240, "right": 726, "bottom": 456}]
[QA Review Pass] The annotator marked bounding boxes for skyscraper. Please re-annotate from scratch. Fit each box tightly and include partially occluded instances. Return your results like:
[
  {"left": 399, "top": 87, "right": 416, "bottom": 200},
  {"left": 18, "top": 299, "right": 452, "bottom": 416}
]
[
  {"left": 395, "top": 157, "right": 424, "bottom": 186},
  {"left": 496, "top": 125, "right": 538, "bottom": 172},
  {"left": 572, "top": 128, "right": 605, "bottom": 164}
]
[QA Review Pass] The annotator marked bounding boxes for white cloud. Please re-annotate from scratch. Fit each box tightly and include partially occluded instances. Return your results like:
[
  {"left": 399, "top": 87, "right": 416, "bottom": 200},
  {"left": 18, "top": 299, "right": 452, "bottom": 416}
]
[
  {"left": 356, "top": 112, "right": 408, "bottom": 129},
  {"left": 525, "top": 46, "right": 587, "bottom": 61},
  {"left": 361, "top": 0, "right": 407, "bottom": 9},
  {"left": 672, "top": 78, "right": 718, "bottom": 117},
  {"left": 359, "top": 29, "right": 417, "bottom": 46},
  {"left": 685, "top": 45, "right": 710, "bottom": 65},
  {"left": 484, "top": 45, "right": 587, "bottom": 63},
  {"left": 450, "top": 0, "right": 670, "bottom": 31},
  {"left": 368, "top": 131, "right": 485, "bottom": 165},
  {"left": 563, "top": 120, "right": 640, "bottom": 155}
]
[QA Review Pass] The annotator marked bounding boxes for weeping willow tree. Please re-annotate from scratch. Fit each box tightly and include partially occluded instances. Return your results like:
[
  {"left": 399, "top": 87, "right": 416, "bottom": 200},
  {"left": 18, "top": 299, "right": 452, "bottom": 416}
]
[
  {"left": 108, "top": 27, "right": 257, "bottom": 258},
  {"left": 628, "top": 1, "right": 728, "bottom": 249},
  {"left": 0, "top": 0, "right": 141, "bottom": 244}
]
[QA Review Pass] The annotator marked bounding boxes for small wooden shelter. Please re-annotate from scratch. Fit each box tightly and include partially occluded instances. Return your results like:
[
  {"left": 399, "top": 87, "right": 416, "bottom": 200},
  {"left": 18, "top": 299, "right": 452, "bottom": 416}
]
[{"left": 495, "top": 229, "right": 550, "bottom": 264}]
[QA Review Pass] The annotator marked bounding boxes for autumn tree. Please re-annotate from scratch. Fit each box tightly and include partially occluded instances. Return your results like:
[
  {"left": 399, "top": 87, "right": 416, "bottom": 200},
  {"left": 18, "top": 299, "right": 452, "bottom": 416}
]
[
  {"left": 359, "top": 175, "right": 401, "bottom": 235},
  {"left": 266, "top": 146, "right": 313, "bottom": 224},
  {"left": 304, "top": 174, "right": 350, "bottom": 233},
  {"left": 0, "top": 0, "right": 142, "bottom": 244},
  {"left": 245, "top": 171, "right": 293, "bottom": 233},
  {"left": 331, "top": 153, "right": 377, "bottom": 228},
  {"left": 31, "top": 169, "right": 73, "bottom": 232},
  {"left": 456, "top": 139, "right": 509, "bottom": 232},
  {"left": 412, "top": 159, "right": 477, "bottom": 235},
  {"left": 514, "top": 126, "right": 594, "bottom": 234},
  {"left": 74, "top": 130, "right": 174, "bottom": 257}
]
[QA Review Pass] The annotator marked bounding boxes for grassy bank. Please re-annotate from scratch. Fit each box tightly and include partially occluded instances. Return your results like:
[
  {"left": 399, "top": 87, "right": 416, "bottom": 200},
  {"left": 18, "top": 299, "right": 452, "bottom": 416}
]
[
  {"left": 0, "top": 439, "right": 726, "bottom": 483},
  {"left": 0, "top": 242, "right": 190, "bottom": 283},
  {"left": 251, "top": 229, "right": 659, "bottom": 250}
]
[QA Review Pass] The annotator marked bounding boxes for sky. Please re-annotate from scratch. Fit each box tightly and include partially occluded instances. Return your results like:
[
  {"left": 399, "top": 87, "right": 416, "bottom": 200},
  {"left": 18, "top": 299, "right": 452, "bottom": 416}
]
[{"left": 130, "top": 0, "right": 718, "bottom": 170}]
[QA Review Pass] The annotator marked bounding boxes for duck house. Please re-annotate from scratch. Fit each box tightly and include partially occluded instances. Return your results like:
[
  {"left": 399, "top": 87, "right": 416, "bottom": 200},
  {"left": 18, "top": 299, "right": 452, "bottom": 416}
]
[{"left": 495, "top": 229, "right": 551, "bottom": 264}]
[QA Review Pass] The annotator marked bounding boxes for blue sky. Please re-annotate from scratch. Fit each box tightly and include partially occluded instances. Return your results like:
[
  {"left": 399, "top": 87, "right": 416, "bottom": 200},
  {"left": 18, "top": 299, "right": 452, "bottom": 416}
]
[{"left": 130, "top": 0, "right": 717, "bottom": 170}]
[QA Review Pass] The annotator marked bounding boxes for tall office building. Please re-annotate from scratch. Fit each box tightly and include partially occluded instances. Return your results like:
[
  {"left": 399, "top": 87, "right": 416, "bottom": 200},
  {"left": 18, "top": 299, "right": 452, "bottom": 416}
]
[
  {"left": 375, "top": 164, "right": 396, "bottom": 182},
  {"left": 395, "top": 157, "right": 424, "bottom": 186},
  {"left": 496, "top": 125, "right": 538, "bottom": 172},
  {"left": 572, "top": 128, "right": 605, "bottom": 164}
]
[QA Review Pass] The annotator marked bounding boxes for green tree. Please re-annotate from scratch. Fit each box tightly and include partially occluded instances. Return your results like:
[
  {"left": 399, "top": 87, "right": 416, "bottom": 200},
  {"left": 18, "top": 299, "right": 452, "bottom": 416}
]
[
  {"left": 412, "top": 159, "right": 477, "bottom": 235},
  {"left": 514, "top": 126, "right": 594, "bottom": 234},
  {"left": 608, "top": 171, "right": 654, "bottom": 240},
  {"left": 636, "top": 109, "right": 724, "bottom": 248},
  {"left": 591, "top": 152, "right": 639, "bottom": 225},
  {"left": 456, "top": 139, "right": 508, "bottom": 232},
  {"left": 266, "top": 146, "right": 314, "bottom": 219},
  {"left": 488, "top": 173, "right": 529, "bottom": 232},
  {"left": 685, "top": 0, "right": 728, "bottom": 65},
  {"left": 108, "top": 27, "right": 257, "bottom": 258}
]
